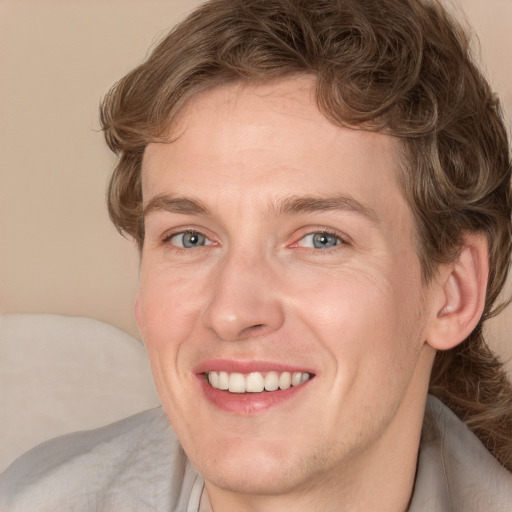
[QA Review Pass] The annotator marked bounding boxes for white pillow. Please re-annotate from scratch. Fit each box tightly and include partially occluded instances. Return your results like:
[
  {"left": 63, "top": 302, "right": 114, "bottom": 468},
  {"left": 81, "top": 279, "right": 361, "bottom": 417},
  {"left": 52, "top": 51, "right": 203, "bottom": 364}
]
[{"left": 0, "top": 313, "right": 160, "bottom": 472}]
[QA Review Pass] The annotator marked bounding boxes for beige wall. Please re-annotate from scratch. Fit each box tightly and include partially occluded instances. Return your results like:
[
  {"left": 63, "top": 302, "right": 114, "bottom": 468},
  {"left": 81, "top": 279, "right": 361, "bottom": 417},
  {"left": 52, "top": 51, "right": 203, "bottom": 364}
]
[
  {"left": 1, "top": 1, "right": 511, "bottom": 371},
  {"left": 0, "top": 0, "right": 202, "bottom": 338}
]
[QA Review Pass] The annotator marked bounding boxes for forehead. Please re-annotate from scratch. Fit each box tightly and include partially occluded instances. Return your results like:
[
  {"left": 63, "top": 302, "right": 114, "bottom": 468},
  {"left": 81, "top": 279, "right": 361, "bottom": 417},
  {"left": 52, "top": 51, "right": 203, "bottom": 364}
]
[{"left": 141, "top": 77, "right": 410, "bottom": 230}]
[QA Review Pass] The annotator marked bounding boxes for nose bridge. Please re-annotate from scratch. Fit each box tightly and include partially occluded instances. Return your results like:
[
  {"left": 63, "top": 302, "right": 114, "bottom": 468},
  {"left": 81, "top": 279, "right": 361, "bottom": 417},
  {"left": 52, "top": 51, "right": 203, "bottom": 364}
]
[{"left": 202, "top": 245, "right": 284, "bottom": 341}]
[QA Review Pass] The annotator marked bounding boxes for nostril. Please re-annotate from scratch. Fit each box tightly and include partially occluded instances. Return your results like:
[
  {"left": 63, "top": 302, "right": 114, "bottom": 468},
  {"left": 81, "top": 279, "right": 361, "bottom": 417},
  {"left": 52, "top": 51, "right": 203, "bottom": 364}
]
[
  {"left": 250, "top": 323, "right": 266, "bottom": 331},
  {"left": 238, "top": 323, "right": 267, "bottom": 338},
  {"left": 202, "top": 286, "right": 285, "bottom": 340}
]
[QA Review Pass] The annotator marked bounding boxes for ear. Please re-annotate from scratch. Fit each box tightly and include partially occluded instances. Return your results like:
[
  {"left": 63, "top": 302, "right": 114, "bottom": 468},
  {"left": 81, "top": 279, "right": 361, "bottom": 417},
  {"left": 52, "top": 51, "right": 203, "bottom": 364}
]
[{"left": 425, "top": 234, "right": 489, "bottom": 351}]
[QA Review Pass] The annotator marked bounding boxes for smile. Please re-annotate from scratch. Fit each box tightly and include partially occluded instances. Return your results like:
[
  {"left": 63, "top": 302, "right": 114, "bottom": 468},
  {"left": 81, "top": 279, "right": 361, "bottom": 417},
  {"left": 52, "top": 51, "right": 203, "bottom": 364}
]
[{"left": 206, "top": 371, "right": 312, "bottom": 393}]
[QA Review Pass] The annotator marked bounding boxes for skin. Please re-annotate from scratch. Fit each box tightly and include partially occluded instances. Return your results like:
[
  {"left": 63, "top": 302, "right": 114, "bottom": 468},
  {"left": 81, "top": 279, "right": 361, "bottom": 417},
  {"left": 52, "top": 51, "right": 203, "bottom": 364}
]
[{"left": 135, "top": 76, "right": 457, "bottom": 512}]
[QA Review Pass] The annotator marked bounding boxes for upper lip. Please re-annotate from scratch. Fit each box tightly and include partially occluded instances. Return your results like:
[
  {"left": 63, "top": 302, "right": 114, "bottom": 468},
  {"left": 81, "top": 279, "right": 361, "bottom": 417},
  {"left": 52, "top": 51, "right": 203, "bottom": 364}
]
[{"left": 192, "top": 359, "right": 316, "bottom": 375}]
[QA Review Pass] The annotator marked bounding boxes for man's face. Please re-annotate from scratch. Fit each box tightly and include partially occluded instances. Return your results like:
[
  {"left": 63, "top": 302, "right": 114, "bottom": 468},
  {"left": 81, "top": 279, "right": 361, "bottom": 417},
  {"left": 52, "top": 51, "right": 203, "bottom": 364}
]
[{"left": 136, "top": 76, "right": 437, "bottom": 497}]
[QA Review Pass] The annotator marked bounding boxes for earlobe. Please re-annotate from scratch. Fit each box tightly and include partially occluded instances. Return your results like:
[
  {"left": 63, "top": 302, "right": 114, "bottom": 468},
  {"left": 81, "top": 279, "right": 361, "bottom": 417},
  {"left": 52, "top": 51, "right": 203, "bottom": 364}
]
[{"left": 425, "top": 234, "right": 489, "bottom": 351}]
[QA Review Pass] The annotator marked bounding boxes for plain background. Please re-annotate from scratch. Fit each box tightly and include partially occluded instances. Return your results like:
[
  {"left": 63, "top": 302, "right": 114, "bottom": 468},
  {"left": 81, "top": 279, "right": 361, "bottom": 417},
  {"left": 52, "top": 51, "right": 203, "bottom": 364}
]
[{"left": 1, "top": 0, "right": 511, "bottom": 373}]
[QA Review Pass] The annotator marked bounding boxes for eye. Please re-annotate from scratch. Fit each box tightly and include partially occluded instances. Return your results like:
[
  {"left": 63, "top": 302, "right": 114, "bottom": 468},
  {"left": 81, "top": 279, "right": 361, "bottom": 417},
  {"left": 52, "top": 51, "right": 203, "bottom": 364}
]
[
  {"left": 167, "top": 230, "right": 213, "bottom": 248},
  {"left": 296, "top": 231, "right": 342, "bottom": 249}
]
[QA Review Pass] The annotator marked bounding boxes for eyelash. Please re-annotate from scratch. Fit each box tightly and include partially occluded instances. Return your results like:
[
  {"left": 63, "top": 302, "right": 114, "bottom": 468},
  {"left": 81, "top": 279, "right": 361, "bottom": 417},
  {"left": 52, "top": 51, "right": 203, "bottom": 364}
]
[
  {"left": 161, "top": 228, "right": 347, "bottom": 253},
  {"left": 291, "top": 229, "right": 347, "bottom": 251},
  {"left": 161, "top": 229, "right": 214, "bottom": 248}
]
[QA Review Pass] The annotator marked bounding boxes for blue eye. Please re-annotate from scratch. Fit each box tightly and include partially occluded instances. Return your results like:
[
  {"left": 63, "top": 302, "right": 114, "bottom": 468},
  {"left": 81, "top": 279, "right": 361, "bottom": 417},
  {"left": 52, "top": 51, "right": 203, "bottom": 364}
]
[
  {"left": 298, "top": 232, "right": 341, "bottom": 249},
  {"left": 169, "top": 231, "right": 212, "bottom": 248}
]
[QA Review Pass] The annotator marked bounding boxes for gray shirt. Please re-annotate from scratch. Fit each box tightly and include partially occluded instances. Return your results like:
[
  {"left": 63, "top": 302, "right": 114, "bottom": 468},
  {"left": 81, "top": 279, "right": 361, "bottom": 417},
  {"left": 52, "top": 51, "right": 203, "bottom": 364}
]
[{"left": 1, "top": 396, "right": 511, "bottom": 511}]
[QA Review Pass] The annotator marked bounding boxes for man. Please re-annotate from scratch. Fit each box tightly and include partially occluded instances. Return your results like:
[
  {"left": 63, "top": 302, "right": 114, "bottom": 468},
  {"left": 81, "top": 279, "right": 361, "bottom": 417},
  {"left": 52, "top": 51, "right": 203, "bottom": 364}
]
[{"left": 1, "top": 0, "right": 511, "bottom": 510}]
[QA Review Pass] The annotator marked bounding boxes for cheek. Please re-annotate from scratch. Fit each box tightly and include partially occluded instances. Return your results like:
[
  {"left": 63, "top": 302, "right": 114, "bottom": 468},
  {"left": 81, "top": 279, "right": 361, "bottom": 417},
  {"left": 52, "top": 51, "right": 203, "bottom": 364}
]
[
  {"left": 294, "top": 266, "right": 395, "bottom": 338},
  {"left": 134, "top": 272, "right": 201, "bottom": 408},
  {"left": 136, "top": 267, "right": 203, "bottom": 342},
  {"left": 294, "top": 264, "right": 423, "bottom": 375}
]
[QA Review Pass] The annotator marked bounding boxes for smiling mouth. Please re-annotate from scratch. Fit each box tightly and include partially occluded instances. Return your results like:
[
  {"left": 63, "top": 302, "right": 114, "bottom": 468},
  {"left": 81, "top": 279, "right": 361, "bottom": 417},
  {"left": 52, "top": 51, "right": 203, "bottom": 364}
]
[{"left": 205, "top": 371, "right": 312, "bottom": 394}]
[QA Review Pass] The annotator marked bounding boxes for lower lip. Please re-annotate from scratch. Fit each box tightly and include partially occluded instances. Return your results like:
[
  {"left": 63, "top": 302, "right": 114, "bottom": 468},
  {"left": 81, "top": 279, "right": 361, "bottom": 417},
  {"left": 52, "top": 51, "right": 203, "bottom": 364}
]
[{"left": 197, "top": 374, "right": 312, "bottom": 415}]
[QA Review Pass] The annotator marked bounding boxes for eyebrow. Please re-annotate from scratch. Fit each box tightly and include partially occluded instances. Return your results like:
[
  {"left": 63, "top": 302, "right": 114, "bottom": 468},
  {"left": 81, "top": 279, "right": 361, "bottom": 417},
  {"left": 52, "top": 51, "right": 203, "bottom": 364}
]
[
  {"left": 275, "top": 195, "right": 379, "bottom": 223},
  {"left": 143, "top": 195, "right": 210, "bottom": 217},
  {"left": 143, "top": 193, "right": 379, "bottom": 224}
]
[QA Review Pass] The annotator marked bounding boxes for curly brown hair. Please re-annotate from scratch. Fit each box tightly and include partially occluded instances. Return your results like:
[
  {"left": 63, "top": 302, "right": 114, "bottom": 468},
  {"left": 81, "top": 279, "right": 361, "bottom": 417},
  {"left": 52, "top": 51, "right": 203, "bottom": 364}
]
[{"left": 100, "top": 0, "right": 512, "bottom": 468}]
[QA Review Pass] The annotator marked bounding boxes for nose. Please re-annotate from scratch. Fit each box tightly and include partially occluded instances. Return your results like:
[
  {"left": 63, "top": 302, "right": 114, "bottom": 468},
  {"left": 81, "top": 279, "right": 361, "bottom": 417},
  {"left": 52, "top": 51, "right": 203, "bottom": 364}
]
[{"left": 202, "top": 250, "right": 285, "bottom": 341}]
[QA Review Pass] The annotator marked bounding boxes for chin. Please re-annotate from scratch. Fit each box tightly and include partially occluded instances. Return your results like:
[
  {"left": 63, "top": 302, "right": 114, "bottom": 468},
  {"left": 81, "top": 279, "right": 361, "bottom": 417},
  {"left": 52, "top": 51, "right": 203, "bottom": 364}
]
[
  {"left": 203, "top": 459, "right": 308, "bottom": 496},
  {"left": 188, "top": 436, "right": 326, "bottom": 497}
]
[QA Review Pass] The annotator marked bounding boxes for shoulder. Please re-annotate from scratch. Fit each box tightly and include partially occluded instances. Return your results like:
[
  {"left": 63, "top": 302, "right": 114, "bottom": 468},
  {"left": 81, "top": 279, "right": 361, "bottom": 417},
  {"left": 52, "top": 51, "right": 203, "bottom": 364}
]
[
  {"left": 411, "top": 395, "right": 512, "bottom": 512},
  {"left": 0, "top": 407, "right": 201, "bottom": 512}
]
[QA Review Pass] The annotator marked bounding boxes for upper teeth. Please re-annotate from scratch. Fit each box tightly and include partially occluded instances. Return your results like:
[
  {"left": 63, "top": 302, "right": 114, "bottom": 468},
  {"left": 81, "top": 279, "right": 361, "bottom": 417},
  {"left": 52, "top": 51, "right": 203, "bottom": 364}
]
[{"left": 207, "top": 371, "right": 311, "bottom": 393}]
